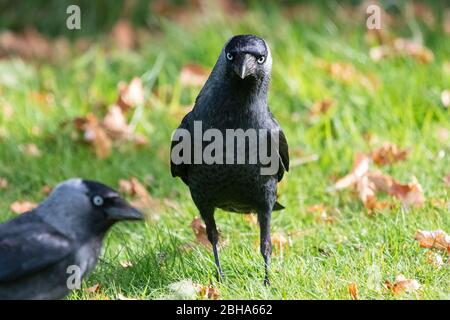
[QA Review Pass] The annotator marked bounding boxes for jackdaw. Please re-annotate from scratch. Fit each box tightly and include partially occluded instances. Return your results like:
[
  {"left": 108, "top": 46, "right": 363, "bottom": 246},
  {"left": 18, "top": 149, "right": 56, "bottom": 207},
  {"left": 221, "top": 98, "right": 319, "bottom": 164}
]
[
  {"left": 170, "top": 35, "right": 289, "bottom": 284},
  {"left": 0, "top": 178, "right": 143, "bottom": 299}
]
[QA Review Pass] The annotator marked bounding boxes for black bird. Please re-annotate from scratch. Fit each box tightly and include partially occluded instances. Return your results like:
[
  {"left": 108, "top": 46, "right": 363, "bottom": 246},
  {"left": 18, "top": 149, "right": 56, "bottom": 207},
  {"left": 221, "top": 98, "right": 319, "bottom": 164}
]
[
  {"left": 170, "top": 35, "right": 289, "bottom": 284},
  {"left": 0, "top": 179, "right": 143, "bottom": 299}
]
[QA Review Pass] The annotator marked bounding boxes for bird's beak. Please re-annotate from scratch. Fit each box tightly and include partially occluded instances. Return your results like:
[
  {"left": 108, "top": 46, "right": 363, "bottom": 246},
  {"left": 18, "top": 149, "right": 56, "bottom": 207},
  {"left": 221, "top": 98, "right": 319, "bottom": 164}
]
[
  {"left": 105, "top": 198, "right": 144, "bottom": 221},
  {"left": 234, "top": 54, "right": 254, "bottom": 79}
]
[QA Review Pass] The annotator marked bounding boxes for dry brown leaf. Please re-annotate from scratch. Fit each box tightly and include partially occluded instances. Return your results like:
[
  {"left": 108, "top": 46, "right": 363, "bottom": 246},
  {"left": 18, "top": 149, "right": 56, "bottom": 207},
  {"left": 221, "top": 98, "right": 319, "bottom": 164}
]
[
  {"left": 272, "top": 232, "right": 288, "bottom": 252},
  {"left": 0, "top": 177, "right": 8, "bottom": 189},
  {"left": 111, "top": 20, "right": 136, "bottom": 51},
  {"left": 317, "top": 60, "right": 378, "bottom": 89},
  {"left": 0, "top": 28, "right": 52, "bottom": 60},
  {"left": 102, "top": 105, "right": 131, "bottom": 138},
  {"left": 415, "top": 229, "right": 450, "bottom": 252},
  {"left": 191, "top": 217, "right": 210, "bottom": 248},
  {"left": 309, "top": 99, "right": 335, "bottom": 117},
  {"left": 41, "top": 185, "right": 52, "bottom": 195},
  {"left": 116, "top": 77, "right": 145, "bottom": 111},
  {"left": 357, "top": 175, "right": 378, "bottom": 210},
  {"left": 85, "top": 283, "right": 101, "bottom": 293},
  {"left": 180, "top": 64, "right": 209, "bottom": 87},
  {"left": 334, "top": 153, "right": 370, "bottom": 190},
  {"left": 385, "top": 275, "right": 420, "bottom": 295},
  {"left": 82, "top": 114, "right": 112, "bottom": 159},
  {"left": 370, "top": 38, "right": 434, "bottom": 63},
  {"left": 20, "top": 143, "right": 41, "bottom": 157},
  {"left": 307, "top": 204, "right": 336, "bottom": 223},
  {"left": 348, "top": 282, "right": 358, "bottom": 300},
  {"left": 426, "top": 251, "right": 444, "bottom": 269},
  {"left": 10, "top": 201, "right": 37, "bottom": 214},
  {"left": 389, "top": 176, "right": 425, "bottom": 208},
  {"left": 194, "top": 283, "right": 220, "bottom": 300},
  {"left": 118, "top": 177, "right": 159, "bottom": 219},
  {"left": 371, "top": 143, "right": 410, "bottom": 166},
  {"left": 441, "top": 90, "right": 450, "bottom": 108}
]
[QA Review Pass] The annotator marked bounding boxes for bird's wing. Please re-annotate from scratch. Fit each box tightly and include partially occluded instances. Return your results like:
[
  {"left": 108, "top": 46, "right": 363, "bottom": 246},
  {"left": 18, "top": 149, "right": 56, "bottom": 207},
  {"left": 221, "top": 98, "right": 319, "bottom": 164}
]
[
  {"left": 170, "top": 111, "right": 193, "bottom": 185},
  {"left": 0, "top": 213, "right": 74, "bottom": 282},
  {"left": 269, "top": 113, "right": 289, "bottom": 181}
]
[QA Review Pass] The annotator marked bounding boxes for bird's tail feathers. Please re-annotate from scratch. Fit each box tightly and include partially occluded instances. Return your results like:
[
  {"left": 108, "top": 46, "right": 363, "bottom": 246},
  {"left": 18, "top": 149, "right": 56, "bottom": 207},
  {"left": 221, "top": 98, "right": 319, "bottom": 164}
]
[{"left": 273, "top": 202, "right": 285, "bottom": 211}]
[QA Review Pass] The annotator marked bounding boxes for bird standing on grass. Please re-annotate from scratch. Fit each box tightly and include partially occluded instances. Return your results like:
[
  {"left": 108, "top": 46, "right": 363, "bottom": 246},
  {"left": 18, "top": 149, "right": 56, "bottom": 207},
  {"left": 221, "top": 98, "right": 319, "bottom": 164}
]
[
  {"left": 171, "top": 35, "right": 289, "bottom": 284},
  {"left": 0, "top": 179, "right": 143, "bottom": 299}
]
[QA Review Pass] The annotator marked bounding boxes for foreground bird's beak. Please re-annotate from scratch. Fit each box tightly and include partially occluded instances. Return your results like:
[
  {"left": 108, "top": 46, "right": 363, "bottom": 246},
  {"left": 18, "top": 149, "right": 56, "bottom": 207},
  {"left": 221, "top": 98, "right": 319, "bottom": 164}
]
[
  {"left": 234, "top": 54, "right": 253, "bottom": 79},
  {"left": 106, "top": 198, "right": 144, "bottom": 221}
]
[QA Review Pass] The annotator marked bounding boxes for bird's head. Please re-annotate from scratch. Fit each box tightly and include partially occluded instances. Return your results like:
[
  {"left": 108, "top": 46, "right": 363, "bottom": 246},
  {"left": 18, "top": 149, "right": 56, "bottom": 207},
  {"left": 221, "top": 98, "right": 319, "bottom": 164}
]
[
  {"left": 36, "top": 179, "right": 143, "bottom": 237},
  {"left": 222, "top": 35, "right": 272, "bottom": 81}
]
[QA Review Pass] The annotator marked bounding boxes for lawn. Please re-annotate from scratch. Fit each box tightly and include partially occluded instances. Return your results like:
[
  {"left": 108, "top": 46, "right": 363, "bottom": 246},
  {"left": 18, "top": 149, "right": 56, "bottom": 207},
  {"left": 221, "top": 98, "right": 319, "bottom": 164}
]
[{"left": 0, "top": 1, "right": 449, "bottom": 300}]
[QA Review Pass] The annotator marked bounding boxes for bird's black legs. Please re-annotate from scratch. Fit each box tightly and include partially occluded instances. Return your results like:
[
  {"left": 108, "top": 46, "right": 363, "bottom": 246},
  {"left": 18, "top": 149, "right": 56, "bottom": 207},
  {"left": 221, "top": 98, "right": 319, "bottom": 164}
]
[
  {"left": 258, "top": 210, "right": 272, "bottom": 286},
  {"left": 202, "top": 211, "right": 224, "bottom": 280}
]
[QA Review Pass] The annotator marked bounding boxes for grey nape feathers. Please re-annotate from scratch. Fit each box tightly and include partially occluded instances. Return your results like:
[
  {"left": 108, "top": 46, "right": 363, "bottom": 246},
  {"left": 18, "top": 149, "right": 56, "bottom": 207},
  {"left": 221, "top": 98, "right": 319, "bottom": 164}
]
[
  {"left": 170, "top": 35, "right": 289, "bottom": 284},
  {"left": 0, "top": 179, "right": 143, "bottom": 300}
]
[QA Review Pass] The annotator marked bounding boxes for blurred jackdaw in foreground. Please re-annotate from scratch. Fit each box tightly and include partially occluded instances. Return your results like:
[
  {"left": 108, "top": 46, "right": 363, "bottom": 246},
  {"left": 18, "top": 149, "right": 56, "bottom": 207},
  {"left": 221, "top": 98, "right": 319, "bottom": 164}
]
[
  {"left": 0, "top": 179, "right": 143, "bottom": 299},
  {"left": 171, "top": 35, "right": 289, "bottom": 284}
]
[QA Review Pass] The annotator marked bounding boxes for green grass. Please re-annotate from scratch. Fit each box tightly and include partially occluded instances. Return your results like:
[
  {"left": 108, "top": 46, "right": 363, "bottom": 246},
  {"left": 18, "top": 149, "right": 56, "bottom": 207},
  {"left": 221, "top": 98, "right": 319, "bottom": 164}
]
[{"left": 0, "top": 2, "right": 449, "bottom": 300}]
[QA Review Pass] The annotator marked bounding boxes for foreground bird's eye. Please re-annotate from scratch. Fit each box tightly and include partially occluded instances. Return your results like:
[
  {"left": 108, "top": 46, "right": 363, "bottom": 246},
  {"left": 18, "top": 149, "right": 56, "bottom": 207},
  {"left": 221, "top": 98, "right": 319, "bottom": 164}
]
[
  {"left": 257, "top": 56, "right": 266, "bottom": 64},
  {"left": 226, "top": 52, "right": 233, "bottom": 61},
  {"left": 92, "top": 195, "right": 104, "bottom": 206}
]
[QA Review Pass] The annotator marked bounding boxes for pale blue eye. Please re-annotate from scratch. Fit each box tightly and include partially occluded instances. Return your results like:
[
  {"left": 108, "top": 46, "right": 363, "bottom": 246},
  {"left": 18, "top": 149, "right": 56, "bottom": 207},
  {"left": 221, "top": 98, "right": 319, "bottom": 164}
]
[
  {"left": 226, "top": 53, "right": 233, "bottom": 61},
  {"left": 92, "top": 195, "right": 104, "bottom": 206},
  {"left": 257, "top": 56, "right": 265, "bottom": 64}
]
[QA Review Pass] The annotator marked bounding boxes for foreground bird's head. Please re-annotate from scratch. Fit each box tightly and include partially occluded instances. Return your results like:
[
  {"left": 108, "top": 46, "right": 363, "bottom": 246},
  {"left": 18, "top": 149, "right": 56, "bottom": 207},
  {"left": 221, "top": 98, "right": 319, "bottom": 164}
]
[
  {"left": 36, "top": 179, "right": 143, "bottom": 238},
  {"left": 221, "top": 35, "right": 272, "bottom": 82}
]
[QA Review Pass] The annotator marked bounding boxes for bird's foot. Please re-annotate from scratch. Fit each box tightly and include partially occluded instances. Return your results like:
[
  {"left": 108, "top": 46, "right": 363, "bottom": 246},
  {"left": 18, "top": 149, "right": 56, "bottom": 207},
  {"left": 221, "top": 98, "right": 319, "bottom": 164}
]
[{"left": 264, "top": 276, "right": 271, "bottom": 286}]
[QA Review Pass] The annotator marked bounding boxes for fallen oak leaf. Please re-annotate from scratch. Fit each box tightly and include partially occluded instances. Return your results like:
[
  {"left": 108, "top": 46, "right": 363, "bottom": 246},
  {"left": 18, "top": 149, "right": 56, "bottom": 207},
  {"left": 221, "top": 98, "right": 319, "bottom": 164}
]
[
  {"left": 371, "top": 142, "right": 410, "bottom": 166},
  {"left": 414, "top": 229, "right": 450, "bottom": 252},
  {"left": 82, "top": 114, "right": 112, "bottom": 159},
  {"left": 111, "top": 19, "right": 136, "bottom": 51},
  {"left": 348, "top": 282, "right": 358, "bottom": 300},
  {"left": 307, "top": 204, "right": 336, "bottom": 223},
  {"left": 10, "top": 201, "right": 37, "bottom": 214},
  {"left": 334, "top": 153, "right": 370, "bottom": 190},
  {"left": 425, "top": 251, "right": 444, "bottom": 269},
  {"left": 194, "top": 283, "right": 220, "bottom": 300},
  {"left": 85, "top": 283, "right": 101, "bottom": 293},
  {"left": 102, "top": 105, "right": 131, "bottom": 139},
  {"left": 41, "top": 185, "right": 52, "bottom": 195},
  {"left": 116, "top": 77, "right": 145, "bottom": 111},
  {"left": 389, "top": 176, "right": 425, "bottom": 208},
  {"left": 385, "top": 275, "right": 420, "bottom": 295},
  {"left": 308, "top": 98, "right": 335, "bottom": 118},
  {"left": 118, "top": 177, "right": 160, "bottom": 220},
  {"left": 272, "top": 232, "right": 289, "bottom": 252}
]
